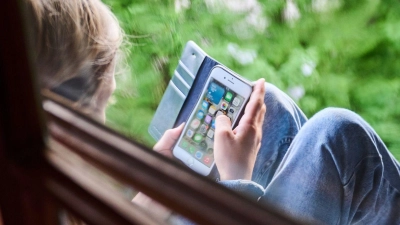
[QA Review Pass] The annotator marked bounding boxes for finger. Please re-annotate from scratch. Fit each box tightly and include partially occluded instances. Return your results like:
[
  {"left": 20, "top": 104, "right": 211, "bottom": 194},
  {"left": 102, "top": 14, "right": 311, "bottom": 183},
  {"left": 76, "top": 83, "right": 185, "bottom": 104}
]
[
  {"left": 153, "top": 123, "right": 185, "bottom": 152},
  {"left": 240, "top": 78, "right": 265, "bottom": 126},
  {"left": 257, "top": 102, "right": 267, "bottom": 125},
  {"left": 215, "top": 115, "right": 233, "bottom": 139},
  {"left": 245, "top": 78, "right": 265, "bottom": 120}
]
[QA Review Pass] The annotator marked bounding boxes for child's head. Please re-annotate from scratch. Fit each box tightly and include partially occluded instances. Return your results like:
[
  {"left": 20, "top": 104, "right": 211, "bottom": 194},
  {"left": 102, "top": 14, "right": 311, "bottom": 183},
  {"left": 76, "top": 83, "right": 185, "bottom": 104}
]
[{"left": 27, "top": 0, "right": 123, "bottom": 121}]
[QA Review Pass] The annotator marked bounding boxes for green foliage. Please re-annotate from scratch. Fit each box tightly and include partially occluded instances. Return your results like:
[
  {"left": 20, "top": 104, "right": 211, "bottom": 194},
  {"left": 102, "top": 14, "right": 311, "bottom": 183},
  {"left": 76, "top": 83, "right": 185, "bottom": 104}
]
[{"left": 103, "top": 0, "right": 400, "bottom": 160}]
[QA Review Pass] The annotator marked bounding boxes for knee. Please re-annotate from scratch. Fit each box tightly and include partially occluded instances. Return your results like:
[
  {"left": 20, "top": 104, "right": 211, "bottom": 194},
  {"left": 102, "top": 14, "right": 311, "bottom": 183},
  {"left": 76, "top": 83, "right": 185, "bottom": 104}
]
[
  {"left": 264, "top": 82, "right": 287, "bottom": 104},
  {"left": 306, "top": 107, "right": 376, "bottom": 149},
  {"left": 314, "top": 108, "right": 361, "bottom": 126},
  {"left": 297, "top": 108, "right": 383, "bottom": 184},
  {"left": 263, "top": 82, "right": 297, "bottom": 112},
  {"left": 312, "top": 108, "right": 367, "bottom": 129},
  {"left": 262, "top": 82, "right": 307, "bottom": 129}
]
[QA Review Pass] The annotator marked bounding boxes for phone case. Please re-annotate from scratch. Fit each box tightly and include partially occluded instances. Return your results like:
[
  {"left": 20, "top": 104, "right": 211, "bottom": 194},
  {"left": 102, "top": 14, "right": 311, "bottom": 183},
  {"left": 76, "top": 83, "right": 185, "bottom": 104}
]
[
  {"left": 148, "top": 41, "right": 254, "bottom": 178},
  {"left": 148, "top": 41, "right": 220, "bottom": 141}
]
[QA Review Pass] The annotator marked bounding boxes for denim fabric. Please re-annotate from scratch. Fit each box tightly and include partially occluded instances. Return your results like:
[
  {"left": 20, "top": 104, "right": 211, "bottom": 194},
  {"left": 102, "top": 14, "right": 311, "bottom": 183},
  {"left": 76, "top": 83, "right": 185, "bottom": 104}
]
[
  {"left": 252, "top": 83, "right": 308, "bottom": 188},
  {"left": 219, "top": 83, "right": 400, "bottom": 224}
]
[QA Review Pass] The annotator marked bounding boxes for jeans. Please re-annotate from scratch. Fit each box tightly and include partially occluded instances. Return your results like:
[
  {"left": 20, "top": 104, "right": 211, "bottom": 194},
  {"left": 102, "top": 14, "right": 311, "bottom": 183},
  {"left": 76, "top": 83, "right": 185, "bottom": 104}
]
[
  {"left": 222, "top": 82, "right": 400, "bottom": 224},
  {"left": 174, "top": 82, "right": 400, "bottom": 225}
]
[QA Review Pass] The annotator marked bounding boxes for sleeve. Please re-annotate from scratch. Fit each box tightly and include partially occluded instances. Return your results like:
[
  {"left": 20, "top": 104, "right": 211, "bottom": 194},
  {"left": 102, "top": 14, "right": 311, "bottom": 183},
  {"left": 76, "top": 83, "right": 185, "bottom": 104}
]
[{"left": 218, "top": 179, "right": 266, "bottom": 201}]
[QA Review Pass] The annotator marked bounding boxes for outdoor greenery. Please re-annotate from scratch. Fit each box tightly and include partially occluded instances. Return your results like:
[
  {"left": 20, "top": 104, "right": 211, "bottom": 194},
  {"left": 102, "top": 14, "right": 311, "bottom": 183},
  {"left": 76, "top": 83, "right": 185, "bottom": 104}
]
[{"left": 103, "top": 0, "right": 400, "bottom": 160}]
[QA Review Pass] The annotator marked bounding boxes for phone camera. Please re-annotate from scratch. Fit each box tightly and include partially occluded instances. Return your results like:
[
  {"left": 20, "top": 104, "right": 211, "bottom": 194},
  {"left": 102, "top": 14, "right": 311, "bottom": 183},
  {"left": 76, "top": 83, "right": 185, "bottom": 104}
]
[{"left": 224, "top": 77, "right": 226, "bottom": 79}]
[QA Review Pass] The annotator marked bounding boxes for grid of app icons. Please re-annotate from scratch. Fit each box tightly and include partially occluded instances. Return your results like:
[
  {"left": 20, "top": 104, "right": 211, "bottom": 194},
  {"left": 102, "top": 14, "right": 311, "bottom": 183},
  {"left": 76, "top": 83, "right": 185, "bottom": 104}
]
[{"left": 179, "top": 79, "right": 245, "bottom": 167}]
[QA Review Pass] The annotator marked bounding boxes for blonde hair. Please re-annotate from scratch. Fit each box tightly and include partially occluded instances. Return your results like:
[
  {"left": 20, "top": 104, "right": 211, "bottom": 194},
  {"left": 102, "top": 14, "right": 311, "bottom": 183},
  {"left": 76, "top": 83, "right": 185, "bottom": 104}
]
[{"left": 27, "top": 0, "right": 123, "bottom": 113}]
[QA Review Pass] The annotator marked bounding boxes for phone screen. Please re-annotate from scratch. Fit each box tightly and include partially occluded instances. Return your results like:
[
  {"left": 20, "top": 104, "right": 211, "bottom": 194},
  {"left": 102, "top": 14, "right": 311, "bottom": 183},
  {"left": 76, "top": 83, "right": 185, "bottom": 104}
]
[{"left": 177, "top": 78, "right": 246, "bottom": 167}]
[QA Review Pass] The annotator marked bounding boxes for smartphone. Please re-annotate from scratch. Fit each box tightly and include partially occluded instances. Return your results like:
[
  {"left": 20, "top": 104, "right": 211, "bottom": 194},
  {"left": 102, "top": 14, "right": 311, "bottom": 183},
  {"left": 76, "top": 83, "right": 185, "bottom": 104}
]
[{"left": 173, "top": 65, "right": 253, "bottom": 176}]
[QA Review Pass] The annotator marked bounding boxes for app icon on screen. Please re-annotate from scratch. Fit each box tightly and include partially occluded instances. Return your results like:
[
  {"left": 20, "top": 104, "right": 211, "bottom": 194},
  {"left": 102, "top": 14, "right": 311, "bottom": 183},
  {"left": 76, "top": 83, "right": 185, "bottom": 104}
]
[
  {"left": 190, "top": 119, "right": 201, "bottom": 129},
  {"left": 195, "top": 151, "right": 203, "bottom": 159},
  {"left": 181, "top": 140, "right": 189, "bottom": 149},
  {"left": 207, "top": 129, "right": 214, "bottom": 139},
  {"left": 186, "top": 129, "right": 194, "bottom": 138},
  {"left": 227, "top": 112, "right": 234, "bottom": 119},
  {"left": 208, "top": 105, "right": 217, "bottom": 115},
  {"left": 232, "top": 97, "right": 241, "bottom": 106},
  {"left": 203, "top": 156, "right": 212, "bottom": 165},
  {"left": 204, "top": 115, "right": 212, "bottom": 124},
  {"left": 220, "top": 100, "right": 229, "bottom": 110},
  {"left": 225, "top": 92, "right": 233, "bottom": 102},
  {"left": 207, "top": 82, "right": 225, "bottom": 105},
  {"left": 228, "top": 107, "right": 235, "bottom": 119},
  {"left": 196, "top": 110, "right": 205, "bottom": 119},
  {"left": 216, "top": 111, "right": 224, "bottom": 118},
  {"left": 193, "top": 134, "right": 203, "bottom": 143},
  {"left": 189, "top": 146, "right": 196, "bottom": 154},
  {"left": 211, "top": 119, "right": 215, "bottom": 129},
  {"left": 202, "top": 100, "right": 209, "bottom": 110},
  {"left": 199, "top": 124, "right": 208, "bottom": 134},
  {"left": 199, "top": 141, "right": 207, "bottom": 151}
]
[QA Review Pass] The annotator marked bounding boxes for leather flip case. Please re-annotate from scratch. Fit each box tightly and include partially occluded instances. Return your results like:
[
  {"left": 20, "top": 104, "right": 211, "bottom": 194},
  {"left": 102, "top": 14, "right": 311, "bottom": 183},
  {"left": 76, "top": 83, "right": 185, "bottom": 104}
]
[{"left": 148, "top": 41, "right": 220, "bottom": 141}]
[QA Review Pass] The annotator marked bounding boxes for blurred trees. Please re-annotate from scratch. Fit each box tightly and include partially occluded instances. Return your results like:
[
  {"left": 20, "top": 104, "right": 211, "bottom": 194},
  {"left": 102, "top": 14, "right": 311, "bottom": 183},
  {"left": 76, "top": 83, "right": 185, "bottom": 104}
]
[{"left": 104, "top": 0, "right": 400, "bottom": 159}]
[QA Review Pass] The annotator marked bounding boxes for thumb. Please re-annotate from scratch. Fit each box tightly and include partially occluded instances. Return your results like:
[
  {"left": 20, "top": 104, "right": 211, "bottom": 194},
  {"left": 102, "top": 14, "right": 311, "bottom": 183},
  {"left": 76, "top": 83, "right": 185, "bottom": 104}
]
[
  {"left": 215, "top": 114, "right": 232, "bottom": 137},
  {"left": 153, "top": 123, "right": 185, "bottom": 155}
]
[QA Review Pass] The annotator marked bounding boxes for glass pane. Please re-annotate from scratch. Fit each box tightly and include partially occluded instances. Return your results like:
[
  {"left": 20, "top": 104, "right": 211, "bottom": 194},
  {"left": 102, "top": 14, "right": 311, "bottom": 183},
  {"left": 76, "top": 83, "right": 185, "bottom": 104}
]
[
  {"left": 103, "top": 0, "right": 400, "bottom": 160},
  {"left": 29, "top": 0, "right": 400, "bottom": 224},
  {"left": 101, "top": 1, "right": 400, "bottom": 224},
  {"left": 27, "top": 0, "right": 400, "bottom": 160}
]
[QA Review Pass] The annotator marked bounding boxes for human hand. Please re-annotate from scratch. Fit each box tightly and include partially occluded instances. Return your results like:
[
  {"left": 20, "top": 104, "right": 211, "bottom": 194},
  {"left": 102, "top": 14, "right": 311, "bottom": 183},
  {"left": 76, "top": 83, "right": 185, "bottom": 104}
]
[
  {"left": 214, "top": 78, "right": 266, "bottom": 180},
  {"left": 153, "top": 123, "right": 185, "bottom": 158}
]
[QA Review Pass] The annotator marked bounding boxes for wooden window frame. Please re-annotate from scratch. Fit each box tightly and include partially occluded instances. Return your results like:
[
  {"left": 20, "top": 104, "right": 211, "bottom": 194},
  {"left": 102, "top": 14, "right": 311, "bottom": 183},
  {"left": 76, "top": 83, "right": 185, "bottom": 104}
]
[{"left": 0, "top": 1, "right": 299, "bottom": 224}]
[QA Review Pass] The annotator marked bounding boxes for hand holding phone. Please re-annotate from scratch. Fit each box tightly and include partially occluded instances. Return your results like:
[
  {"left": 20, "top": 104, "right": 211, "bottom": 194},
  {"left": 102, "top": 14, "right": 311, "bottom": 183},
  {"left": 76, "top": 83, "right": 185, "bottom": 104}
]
[
  {"left": 153, "top": 123, "right": 185, "bottom": 158},
  {"left": 173, "top": 66, "right": 253, "bottom": 176},
  {"left": 214, "top": 78, "right": 266, "bottom": 180}
]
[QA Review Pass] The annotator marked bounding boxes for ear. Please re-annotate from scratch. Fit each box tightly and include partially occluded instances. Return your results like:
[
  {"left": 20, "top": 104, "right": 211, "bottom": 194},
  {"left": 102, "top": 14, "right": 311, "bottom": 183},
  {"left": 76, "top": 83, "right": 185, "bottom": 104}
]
[{"left": 90, "top": 58, "right": 117, "bottom": 122}]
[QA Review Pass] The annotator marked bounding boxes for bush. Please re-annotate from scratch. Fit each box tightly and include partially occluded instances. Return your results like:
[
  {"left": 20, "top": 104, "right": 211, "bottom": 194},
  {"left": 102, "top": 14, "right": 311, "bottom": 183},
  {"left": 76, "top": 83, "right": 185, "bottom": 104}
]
[{"left": 104, "top": 0, "right": 400, "bottom": 160}]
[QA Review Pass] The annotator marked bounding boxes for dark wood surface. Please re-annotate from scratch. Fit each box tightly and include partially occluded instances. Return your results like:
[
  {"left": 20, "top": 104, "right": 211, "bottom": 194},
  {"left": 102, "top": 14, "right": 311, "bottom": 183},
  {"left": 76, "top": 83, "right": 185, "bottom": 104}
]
[
  {"left": 43, "top": 95, "right": 298, "bottom": 225},
  {"left": 0, "top": 1, "right": 51, "bottom": 225}
]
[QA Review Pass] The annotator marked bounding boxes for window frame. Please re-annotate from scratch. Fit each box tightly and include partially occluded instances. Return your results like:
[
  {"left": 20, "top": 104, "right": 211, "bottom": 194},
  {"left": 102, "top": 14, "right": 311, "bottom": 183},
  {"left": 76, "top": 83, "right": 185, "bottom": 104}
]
[{"left": 0, "top": 1, "right": 299, "bottom": 225}]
